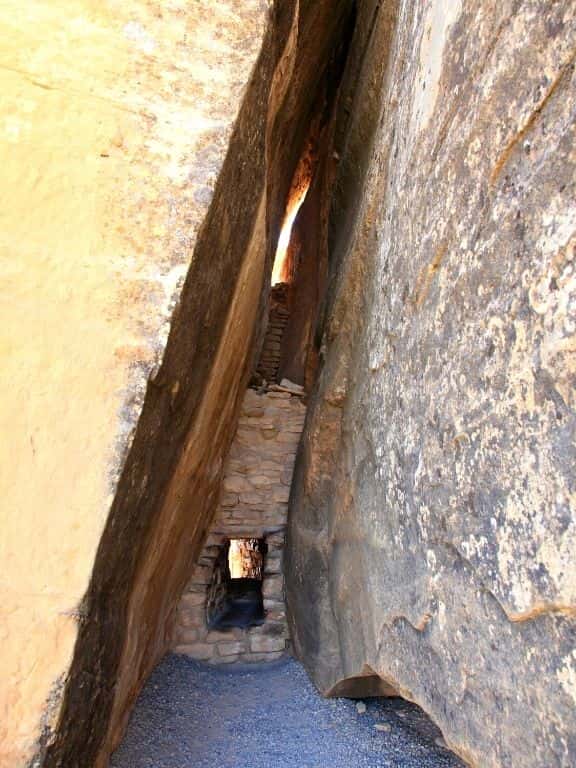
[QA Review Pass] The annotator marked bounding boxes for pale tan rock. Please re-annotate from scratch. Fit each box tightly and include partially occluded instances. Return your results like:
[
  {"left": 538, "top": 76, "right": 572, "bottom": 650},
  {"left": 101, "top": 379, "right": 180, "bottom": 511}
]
[
  {"left": 224, "top": 475, "right": 253, "bottom": 493},
  {"left": 217, "top": 641, "right": 246, "bottom": 656},
  {"left": 272, "top": 487, "right": 291, "bottom": 503},
  {"left": 261, "top": 459, "right": 284, "bottom": 470},
  {"left": 205, "top": 630, "right": 234, "bottom": 643},
  {"left": 0, "top": 0, "right": 273, "bottom": 761},
  {"left": 279, "top": 379, "right": 304, "bottom": 393},
  {"left": 280, "top": 467, "right": 295, "bottom": 485},
  {"left": 172, "top": 382, "right": 304, "bottom": 682},
  {"left": 175, "top": 643, "right": 214, "bottom": 661},
  {"left": 179, "top": 604, "right": 205, "bottom": 624},
  {"left": 260, "top": 427, "right": 280, "bottom": 440},
  {"left": 181, "top": 592, "right": 206, "bottom": 608},
  {"left": 250, "top": 475, "right": 275, "bottom": 488},
  {"left": 210, "top": 654, "right": 240, "bottom": 664},
  {"left": 239, "top": 491, "right": 268, "bottom": 505},
  {"left": 173, "top": 627, "right": 198, "bottom": 644},
  {"left": 250, "top": 635, "right": 287, "bottom": 653},
  {"left": 221, "top": 492, "right": 240, "bottom": 507},
  {"left": 264, "top": 608, "right": 286, "bottom": 622},
  {"left": 180, "top": 611, "right": 204, "bottom": 630},
  {"left": 242, "top": 651, "right": 286, "bottom": 662}
]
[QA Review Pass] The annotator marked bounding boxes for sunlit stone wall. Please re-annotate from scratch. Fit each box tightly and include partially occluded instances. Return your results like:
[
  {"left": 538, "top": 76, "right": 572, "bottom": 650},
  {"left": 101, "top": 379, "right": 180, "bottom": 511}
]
[{"left": 0, "top": 2, "right": 268, "bottom": 764}]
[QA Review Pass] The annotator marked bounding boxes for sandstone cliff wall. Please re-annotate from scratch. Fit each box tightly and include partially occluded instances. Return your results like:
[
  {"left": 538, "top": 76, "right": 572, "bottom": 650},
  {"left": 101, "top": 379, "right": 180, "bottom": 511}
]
[
  {"left": 0, "top": 3, "right": 268, "bottom": 765},
  {"left": 0, "top": 1, "right": 355, "bottom": 765},
  {"left": 286, "top": 2, "right": 576, "bottom": 766},
  {"left": 4, "top": 1, "right": 573, "bottom": 765}
]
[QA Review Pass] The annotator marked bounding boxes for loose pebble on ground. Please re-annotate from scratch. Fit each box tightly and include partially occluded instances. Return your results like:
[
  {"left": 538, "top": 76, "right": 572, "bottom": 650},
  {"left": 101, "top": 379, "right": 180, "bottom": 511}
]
[{"left": 111, "top": 654, "right": 465, "bottom": 768}]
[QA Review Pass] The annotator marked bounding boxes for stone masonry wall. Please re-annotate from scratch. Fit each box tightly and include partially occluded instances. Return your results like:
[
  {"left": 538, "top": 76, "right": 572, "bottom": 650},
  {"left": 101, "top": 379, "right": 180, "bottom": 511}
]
[
  {"left": 256, "top": 283, "right": 290, "bottom": 383},
  {"left": 172, "top": 385, "right": 306, "bottom": 664}
]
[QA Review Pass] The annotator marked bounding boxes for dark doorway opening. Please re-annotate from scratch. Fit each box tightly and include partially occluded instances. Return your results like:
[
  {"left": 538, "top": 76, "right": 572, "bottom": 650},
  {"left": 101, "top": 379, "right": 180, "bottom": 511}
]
[{"left": 206, "top": 538, "right": 267, "bottom": 630}]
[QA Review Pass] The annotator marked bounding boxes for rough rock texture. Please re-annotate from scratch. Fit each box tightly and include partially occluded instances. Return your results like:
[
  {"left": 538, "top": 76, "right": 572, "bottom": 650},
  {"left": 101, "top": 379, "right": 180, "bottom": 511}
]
[
  {"left": 0, "top": 1, "right": 355, "bottom": 766},
  {"left": 286, "top": 2, "right": 576, "bottom": 767},
  {"left": 0, "top": 2, "right": 268, "bottom": 766},
  {"left": 256, "top": 284, "right": 291, "bottom": 383},
  {"left": 172, "top": 387, "right": 306, "bottom": 664}
]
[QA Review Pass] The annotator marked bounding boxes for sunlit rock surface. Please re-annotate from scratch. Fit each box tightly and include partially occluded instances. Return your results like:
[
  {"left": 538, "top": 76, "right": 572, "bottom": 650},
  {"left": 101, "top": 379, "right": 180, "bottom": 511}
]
[
  {"left": 1, "top": 0, "right": 359, "bottom": 764},
  {"left": 2, "top": 0, "right": 574, "bottom": 765},
  {"left": 0, "top": 2, "right": 268, "bottom": 765},
  {"left": 286, "top": 1, "right": 576, "bottom": 766}
]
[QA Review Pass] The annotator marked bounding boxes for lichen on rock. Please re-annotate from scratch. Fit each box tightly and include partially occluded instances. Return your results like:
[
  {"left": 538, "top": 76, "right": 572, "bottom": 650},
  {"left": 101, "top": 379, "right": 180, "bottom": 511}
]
[{"left": 285, "top": 1, "right": 576, "bottom": 766}]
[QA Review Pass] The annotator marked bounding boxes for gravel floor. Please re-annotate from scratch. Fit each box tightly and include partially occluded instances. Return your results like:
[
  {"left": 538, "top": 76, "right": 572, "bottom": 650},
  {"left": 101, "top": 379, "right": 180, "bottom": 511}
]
[{"left": 111, "top": 654, "right": 464, "bottom": 768}]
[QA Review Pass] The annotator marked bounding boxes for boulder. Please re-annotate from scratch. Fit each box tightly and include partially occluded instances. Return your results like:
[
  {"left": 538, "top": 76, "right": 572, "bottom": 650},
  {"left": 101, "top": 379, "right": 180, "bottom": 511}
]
[{"left": 285, "top": 2, "right": 576, "bottom": 767}]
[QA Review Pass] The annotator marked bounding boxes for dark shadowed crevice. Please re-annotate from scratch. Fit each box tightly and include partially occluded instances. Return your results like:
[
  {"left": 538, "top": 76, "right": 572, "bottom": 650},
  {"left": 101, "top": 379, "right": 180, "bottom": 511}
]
[
  {"left": 206, "top": 538, "right": 267, "bottom": 630},
  {"left": 261, "top": 4, "right": 357, "bottom": 391},
  {"left": 285, "top": 0, "right": 403, "bottom": 697}
]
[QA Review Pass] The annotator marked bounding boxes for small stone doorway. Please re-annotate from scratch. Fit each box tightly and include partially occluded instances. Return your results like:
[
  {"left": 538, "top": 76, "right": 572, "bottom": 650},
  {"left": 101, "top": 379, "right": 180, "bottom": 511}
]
[
  {"left": 206, "top": 538, "right": 267, "bottom": 630},
  {"left": 171, "top": 385, "right": 305, "bottom": 664}
]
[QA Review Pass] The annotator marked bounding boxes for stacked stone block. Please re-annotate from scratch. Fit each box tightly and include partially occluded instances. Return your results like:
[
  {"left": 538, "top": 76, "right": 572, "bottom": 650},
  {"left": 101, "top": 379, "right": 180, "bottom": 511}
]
[
  {"left": 256, "top": 282, "right": 290, "bottom": 382},
  {"left": 172, "top": 385, "right": 306, "bottom": 664}
]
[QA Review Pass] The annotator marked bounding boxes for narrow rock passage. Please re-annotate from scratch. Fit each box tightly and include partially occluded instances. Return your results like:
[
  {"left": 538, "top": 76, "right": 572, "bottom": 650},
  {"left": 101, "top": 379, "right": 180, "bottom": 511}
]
[{"left": 111, "top": 655, "right": 464, "bottom": 768}]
